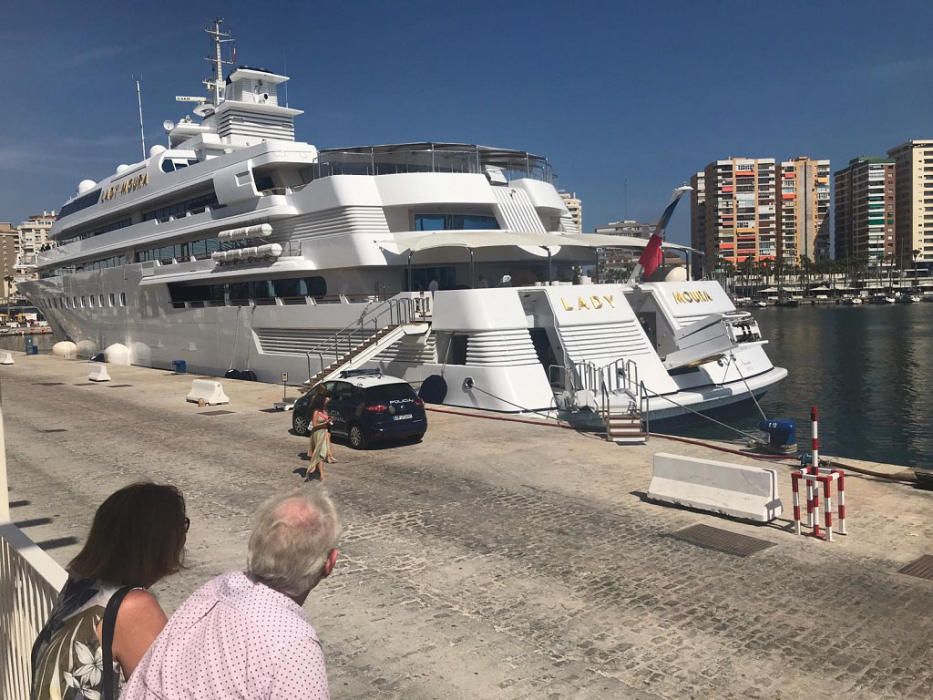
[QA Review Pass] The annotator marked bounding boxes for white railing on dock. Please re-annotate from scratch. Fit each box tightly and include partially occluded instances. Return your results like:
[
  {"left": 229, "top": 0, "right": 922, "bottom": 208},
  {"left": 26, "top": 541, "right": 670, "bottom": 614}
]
[
  {"left": 1, "top": 389, "right": 68, "bottom": 699},
  {"left": 0, "top": 522, "right": 67, "bottom": 700}
]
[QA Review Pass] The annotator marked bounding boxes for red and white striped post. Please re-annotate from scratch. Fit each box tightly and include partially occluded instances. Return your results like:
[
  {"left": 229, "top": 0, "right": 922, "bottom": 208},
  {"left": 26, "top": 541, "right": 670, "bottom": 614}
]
[
  {"left": 835, "top": 469, "right": 847, "bottom": 536},
  {"left": 791, "top": 472, "right": 802, "bottom": 535},
  {"left": 822, "top": 476, "right": 833, "bottom": 542},
  {"left": 811, "top": 406, "right": 820, "bottom": 469},
  {"left": 809, "top": 407, "right": 819, "bottom": 528},
  {"left": 811, "top": 476, "right": 822, "bottom": 539}
]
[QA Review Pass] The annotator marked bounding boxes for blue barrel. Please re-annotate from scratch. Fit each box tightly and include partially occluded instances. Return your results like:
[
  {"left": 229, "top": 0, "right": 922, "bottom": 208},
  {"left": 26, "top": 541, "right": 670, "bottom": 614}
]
[
  {"left": 172, "top": 359, "right": 187, "bottom": 374},
  {"left": 759, "top": 419, "right": 796, "bottom": 449},
  {"left": 24, "top": 336, "right": 37, "bottom": 355}
]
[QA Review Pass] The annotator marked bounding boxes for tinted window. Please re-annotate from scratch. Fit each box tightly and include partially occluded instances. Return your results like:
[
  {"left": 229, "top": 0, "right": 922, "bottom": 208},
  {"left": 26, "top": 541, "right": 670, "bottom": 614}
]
[
  {"left": 365, "top": 383, "right": 417, "bottom": 403},
  {"left": 332, "top": 382, "right": 354, "bottom": 402}
]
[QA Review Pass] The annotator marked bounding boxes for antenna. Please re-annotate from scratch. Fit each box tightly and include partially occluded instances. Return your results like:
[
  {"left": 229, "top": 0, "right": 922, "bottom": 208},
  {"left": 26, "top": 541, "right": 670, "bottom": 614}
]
[
  {"left": 134, "top": 75, "right": 146, "bottom": 160},
  {"left": 204, "top": 18, "right": 234, "bottom": 107},
  {"left": 283, "top": 58, "right": 288, "bottom": 108}
]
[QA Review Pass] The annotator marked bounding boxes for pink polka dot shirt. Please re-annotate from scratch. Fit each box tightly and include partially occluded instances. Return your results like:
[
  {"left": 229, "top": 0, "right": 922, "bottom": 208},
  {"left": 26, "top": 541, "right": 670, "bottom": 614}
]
[{"left": 122, "top": 571, "right": 330, "bottom": 699}]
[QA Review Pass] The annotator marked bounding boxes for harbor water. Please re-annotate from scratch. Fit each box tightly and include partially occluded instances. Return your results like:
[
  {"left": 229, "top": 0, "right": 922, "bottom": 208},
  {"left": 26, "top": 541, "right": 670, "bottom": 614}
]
[{"left": 670, "top": 302, "right": 933, "bottom": 470}]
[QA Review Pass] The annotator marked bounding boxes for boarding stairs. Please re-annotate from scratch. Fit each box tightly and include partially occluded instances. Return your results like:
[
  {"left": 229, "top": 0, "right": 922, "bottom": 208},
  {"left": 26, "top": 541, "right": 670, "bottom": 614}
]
[
  {"left": 574, "top": 357, "right": 648, "bottom": 444},
  {"left": 304, "top": 297, "right": 429, "bottom": 387}
]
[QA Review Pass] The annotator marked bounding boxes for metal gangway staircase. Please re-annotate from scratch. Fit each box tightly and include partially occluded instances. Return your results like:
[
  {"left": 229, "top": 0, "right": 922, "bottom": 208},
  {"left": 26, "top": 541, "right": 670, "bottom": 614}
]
[
  {"left": 304, "top": 296, "right": 430, "bottom": 388},
  {"left": 574, "top": 357, "right": 648, "bottom": 444}
]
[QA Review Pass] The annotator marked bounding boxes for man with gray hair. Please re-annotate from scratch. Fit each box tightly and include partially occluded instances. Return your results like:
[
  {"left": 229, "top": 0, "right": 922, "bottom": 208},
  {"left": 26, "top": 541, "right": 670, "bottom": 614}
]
[{"left": 123, "top": 486, "right": 341, "bottom": 699}]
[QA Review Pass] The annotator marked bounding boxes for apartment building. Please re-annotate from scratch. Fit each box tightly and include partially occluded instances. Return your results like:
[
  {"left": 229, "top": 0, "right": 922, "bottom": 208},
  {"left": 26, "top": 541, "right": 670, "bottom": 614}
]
[
  {"left": 14, "top": 210, "right": 56, "bottom": 281},
  {"left": 697, "top": 157, "right": 777, "bottom": 274},
  {"left": 833, "top": 157, "right": 895, "bottom": 265},
  {"left": 690, "top": 171, "right": 706, "bottom": 278},
  {"left": 778, "top": 157, "right": 830, "bottom": 264},
  {"left": 559, "top": 191, "right": 583, "bottom": 233},
  {"left": 887, "top": 139, "right": 933, "bottom": 266},
  {"left": 1, "top": 222, "right": 18, "bottom": 299},
  {"left": 594, "top": 219, "right": 656, "bottom": 281}
]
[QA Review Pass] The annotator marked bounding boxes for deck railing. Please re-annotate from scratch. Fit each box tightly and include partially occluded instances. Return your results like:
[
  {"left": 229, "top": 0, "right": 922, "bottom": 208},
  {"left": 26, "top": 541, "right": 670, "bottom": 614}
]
[
  {"left": 1, "top": 391, "right": 68, "bottom": 699},
  {"left": 0, "top": 522, "right": 67, "bottom": 700}
]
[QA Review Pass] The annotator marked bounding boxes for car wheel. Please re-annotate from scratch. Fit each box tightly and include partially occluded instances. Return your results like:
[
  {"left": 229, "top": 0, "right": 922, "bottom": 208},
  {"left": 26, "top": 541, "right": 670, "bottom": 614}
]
[
  {"left": 411, "top": 433, "right": 425, "bottom": 443},
  {"left": 348, "top": 423, "right": 367, "bottom": 449},
  {"left": 293, "top": 412, "right": 310, "bottom": 436}
]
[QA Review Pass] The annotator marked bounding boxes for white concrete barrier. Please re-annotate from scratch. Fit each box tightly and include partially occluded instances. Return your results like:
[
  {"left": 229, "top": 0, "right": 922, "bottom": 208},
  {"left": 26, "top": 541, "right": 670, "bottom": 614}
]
[
  {"left": 647, "top": 452, "right": 783, "bottom": 523},
  {"left": 186, "top": 379, "right": 230, "bottom": 406},
  {"left": 0, "top": 351, "right": 13, "bottom": 366},
  {"left": 88, "top": 364, "right": 111, "bottom": 382}
]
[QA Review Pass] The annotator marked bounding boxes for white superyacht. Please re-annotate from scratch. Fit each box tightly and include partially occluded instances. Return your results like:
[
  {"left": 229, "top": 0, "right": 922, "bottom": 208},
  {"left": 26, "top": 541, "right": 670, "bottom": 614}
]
[{"left": 21, "top": 21, "right": 786, "bottom": 430}]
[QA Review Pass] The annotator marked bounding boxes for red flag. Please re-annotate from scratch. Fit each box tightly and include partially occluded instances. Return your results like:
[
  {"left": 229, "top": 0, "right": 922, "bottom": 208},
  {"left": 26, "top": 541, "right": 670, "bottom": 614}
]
[{"left": 638, "top": 233, "right": 664, "bottom": 279}]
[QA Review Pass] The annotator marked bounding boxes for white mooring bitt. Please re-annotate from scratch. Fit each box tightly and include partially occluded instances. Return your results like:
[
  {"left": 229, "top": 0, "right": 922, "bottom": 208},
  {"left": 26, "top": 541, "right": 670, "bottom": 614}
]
[
  {"left": 186, "top": 379, "right": 230, "bottom": 406},
  {"left": 88, "top": 364, "right": 111, "bottom": 382},
  {"left": 0, "top": 351, "right": 13, "bottom": 366},
  {"left": 647, "top": 452, "right": 783, "bottom": 523}
]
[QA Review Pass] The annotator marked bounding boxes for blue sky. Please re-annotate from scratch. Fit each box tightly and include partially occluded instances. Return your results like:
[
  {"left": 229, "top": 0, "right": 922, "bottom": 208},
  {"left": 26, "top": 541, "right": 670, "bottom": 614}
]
[{"left": 1, "top": 0, "right": 932, "bottom": 245}]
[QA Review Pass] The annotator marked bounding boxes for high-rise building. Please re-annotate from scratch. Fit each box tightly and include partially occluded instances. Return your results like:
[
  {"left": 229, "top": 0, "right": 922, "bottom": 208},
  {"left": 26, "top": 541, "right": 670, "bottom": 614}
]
[
  {"left": 690, "top": 171, "right": 706, "bottom": 278},
  {"left": 559, "top": 191, "right": 582, "bottom": 233},
  {"left": 1, "top": 222, "right": 18, "bottom": 299},
  {"left": 887, "top": 140, "right": 933, "bottom": 266},
  {"left": 777, "top": 157, "right": 830, "bottom": 264},
  {"left": 15, "top": 210, "right": 56, "bottom": 281},
  {"left": 697, "top": 157, "right": 777, "bottom": 274},
  {"left": 833, "top": 157, "right": 895, "bottom": 265}
]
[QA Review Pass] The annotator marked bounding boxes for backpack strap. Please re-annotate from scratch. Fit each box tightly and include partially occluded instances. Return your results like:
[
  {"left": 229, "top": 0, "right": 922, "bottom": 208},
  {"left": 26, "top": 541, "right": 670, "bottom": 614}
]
[{"left": 101, "top": 586, "right": 134, "bottom": 700}]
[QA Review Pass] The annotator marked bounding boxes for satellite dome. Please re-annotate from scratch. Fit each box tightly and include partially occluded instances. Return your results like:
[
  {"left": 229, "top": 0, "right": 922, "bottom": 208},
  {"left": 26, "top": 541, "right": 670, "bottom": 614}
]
[
  {"left": 77, "top": 179, "right": 97, "bottom": 194},
  {"left": 149, "top": 145, "right": 167, "bottom": 157},
  {"left": 116, "top": 164, "right": 130, "bottom": 173}
]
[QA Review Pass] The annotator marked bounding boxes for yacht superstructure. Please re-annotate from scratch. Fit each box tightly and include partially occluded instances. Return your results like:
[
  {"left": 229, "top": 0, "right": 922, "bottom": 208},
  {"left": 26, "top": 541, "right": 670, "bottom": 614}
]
[{"left": 21, "top": 21, "right": 786, "bottom": 423}]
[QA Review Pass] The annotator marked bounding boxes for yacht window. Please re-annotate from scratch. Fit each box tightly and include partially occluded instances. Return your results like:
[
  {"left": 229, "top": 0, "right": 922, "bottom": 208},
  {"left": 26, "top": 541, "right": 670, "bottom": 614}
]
[
  {"left": 415, "top": 214, "right": 499, "bottom": 231},
  {"left": 161, "top": 159, "right": 176, "bottom": 173},
  {"left": 273, "top": 278, "right": 303, "bottom": 298},
  {"left": 99, "top": 294, "right": 105, "bottom": 307},
  {"left": 87, "top": 296, "right": 95, "bottom": 308},
  {"left": 109, "top": 293, "right": 116, "bottom": 306},
  {"left": 228, "top": 282, "right": 250, "bottom": 303},
  {"left": 304, "top": 276, "right": 327, "bottom": 298},
  {"left": 73, "top": 296, "right": 78, "bottom": 308},
  {"left": 250, "top": 280, "right": 275, "bottom": 299},
  {"left": 59, "top": 189, "right": 102, "bottom": 219},
  {"left": 120, "top": 292, "right": 127, "bottom": 306}
]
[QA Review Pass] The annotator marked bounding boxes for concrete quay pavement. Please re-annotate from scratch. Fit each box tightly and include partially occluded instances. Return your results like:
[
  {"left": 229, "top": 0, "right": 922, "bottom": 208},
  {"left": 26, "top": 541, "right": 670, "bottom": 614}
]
[{"left": 2, "top": 352, "right": 932, "bottom": 699}]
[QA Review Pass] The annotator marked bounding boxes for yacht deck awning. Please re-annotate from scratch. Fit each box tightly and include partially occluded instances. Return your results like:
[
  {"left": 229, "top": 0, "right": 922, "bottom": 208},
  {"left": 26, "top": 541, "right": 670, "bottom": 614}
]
[{"left": 377, "top": 231, "right": 698, "bottom": 255}]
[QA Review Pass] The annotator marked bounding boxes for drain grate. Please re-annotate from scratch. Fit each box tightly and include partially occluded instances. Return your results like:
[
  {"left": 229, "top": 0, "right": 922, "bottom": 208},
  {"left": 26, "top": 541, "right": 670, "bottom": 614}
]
[
  {"left": 14, "top": 517, "right": 53, "bottom": 528},
  {"left": 108, "top": 384, "right": 133, "bottom": 388},
  {"left": 34, "top": 382, "right": 65, "bottom": 386},
  {"left": 37, "top": 428, "right": 67, "bottom": 433},
  {"left": 199, "top": 410, "right": 236, "bottom": 416},
  {"left": 37, "top": 536, "right": 80, "bottom": 550},
  {"left": 899, "top": 555, "right": 933, "bottom": 581},
  {"left": 671, "top": 524, "right": 776, "bottom": 557}
]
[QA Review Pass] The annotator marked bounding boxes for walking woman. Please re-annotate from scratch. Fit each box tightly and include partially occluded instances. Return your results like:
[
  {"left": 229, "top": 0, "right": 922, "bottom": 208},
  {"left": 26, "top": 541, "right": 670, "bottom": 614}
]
[
  {"left": 32, "top": 482, "right": 189, "bottom": 700},
  {"left": 307, "top": 390, "right": 332, "bottom": 481}
]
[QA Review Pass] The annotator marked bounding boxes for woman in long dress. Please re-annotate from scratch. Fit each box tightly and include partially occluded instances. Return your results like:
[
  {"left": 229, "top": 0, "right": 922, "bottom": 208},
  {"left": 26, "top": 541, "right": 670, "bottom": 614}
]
[{"left": 307, "top": 392, "right": 331, "bottom": 481}]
